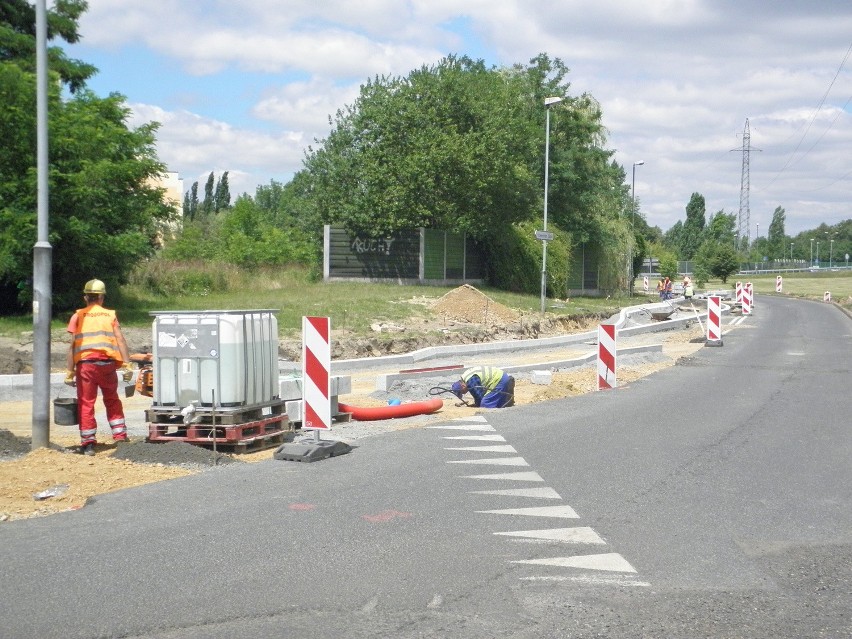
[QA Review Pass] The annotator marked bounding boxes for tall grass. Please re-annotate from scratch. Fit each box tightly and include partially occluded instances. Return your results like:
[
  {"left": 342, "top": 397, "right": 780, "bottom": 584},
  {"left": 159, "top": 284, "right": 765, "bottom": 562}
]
[
  {"left": 702, "top": 271, "right": 851, "bottom": 310},
  {"left": 5, "top": 261, "right": 846, "bottom": 339},
  {"left": 120, "top": 259, "right": 623, "bottom": 336}
]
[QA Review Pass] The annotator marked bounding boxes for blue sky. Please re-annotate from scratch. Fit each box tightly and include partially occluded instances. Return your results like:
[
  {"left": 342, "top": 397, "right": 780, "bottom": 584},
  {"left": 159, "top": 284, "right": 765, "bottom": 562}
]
[{"left": 65, "top": 1, "right": 852, "bottom": 237}]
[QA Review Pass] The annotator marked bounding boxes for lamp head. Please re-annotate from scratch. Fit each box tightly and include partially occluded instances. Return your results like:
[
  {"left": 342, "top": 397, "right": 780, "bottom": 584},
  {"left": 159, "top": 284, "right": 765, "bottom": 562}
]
[{"left": 544, "top": 96, "right": 563, "bottom": 107}]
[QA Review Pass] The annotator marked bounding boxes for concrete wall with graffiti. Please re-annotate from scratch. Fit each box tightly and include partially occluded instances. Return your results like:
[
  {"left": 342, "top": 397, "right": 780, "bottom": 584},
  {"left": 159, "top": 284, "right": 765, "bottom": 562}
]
[{"left": 323, "top": 225, "right": 484, "bottom": 284}]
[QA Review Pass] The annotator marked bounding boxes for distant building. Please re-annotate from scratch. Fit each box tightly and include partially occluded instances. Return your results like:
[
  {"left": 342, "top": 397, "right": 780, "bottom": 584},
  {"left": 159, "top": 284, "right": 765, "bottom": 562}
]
[{"left": 146, "top": 171, "right": 184, "bottom": 245}]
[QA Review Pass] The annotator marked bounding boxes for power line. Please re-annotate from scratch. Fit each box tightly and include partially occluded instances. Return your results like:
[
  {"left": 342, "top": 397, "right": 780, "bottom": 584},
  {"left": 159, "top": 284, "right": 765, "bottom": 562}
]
[{"left": 759, "top": 41, "right": 852, "bottom": 191}]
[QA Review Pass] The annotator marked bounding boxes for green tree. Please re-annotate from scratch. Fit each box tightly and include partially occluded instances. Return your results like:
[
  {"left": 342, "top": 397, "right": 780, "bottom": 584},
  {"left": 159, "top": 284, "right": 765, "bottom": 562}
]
[
  {"left": 767, "top": 205, "right": 786, "bottom": 259},
  {"left": 680, "top": 193, "right": 706, "bottom": 260},
  {"left": 182, "top": 181, "right": 199, "bottom": 221},
  {"left": 201, "top": 171, "right": 215, "bottom": 217},
  {"left": 657, "top": 253, "right": 679, "bottom": 280},
  {"left": 297, "top": 53, "right": 624, "bottom": 294},
  {"left": 694, "top": 239, "right": 740, "bottom": 283},
  {"left": 663, "top": 220, "right": 684, "bottom": 256},
  {"left": 705, "top": 210, "right": 737, "bottom": 245},
  {"left": 0, "top": 0, "right": 95, "bottom": 93},
  {"left": 214, "top": 170, "right": 230, "bottom": 213},
  {"left": 0, "top": 1, "right": 173, "bottom": 311}
]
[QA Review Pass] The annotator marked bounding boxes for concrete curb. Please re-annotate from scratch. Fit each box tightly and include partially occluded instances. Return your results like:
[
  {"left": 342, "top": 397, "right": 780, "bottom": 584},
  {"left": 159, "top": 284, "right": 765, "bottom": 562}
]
[
  {"left": 328, "top": 301, "right": 711, "bottom": 374},
  {"left": 375, "top": 343, "right": 664, "bottom": 391},
  {"left": 3, "top": 301, "right": 712, "bottom": 399}
]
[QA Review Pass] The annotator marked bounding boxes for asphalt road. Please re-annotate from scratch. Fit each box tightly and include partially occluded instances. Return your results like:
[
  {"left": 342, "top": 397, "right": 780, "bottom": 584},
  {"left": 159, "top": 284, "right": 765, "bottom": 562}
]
[{"left": 1, "top": 295, "right": 850, "bottom": 638}]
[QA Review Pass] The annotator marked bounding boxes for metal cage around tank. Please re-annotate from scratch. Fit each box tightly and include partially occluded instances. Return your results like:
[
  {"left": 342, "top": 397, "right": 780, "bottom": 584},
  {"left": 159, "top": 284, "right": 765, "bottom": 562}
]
[{"left": 150, "top": 309, "right": 279, "bottom": 409}]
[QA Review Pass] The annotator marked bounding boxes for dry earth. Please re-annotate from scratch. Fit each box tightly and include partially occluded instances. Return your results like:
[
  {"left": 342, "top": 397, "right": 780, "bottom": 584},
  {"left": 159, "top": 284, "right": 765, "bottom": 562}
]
[{"left": 0, "top": 285, "right": 704, "bottom": 522}]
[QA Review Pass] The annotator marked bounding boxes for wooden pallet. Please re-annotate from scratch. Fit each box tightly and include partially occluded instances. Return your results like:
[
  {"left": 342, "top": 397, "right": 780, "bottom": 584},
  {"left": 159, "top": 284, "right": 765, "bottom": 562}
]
[
  {"left": 148, "top": 414, "right": 288, "bottom": 450},
  {"left": 193, "top": 430, "right": 291, "bottom": 454},
  {"left": 146, "top": 399, "right": 286, "bottom": 426}
]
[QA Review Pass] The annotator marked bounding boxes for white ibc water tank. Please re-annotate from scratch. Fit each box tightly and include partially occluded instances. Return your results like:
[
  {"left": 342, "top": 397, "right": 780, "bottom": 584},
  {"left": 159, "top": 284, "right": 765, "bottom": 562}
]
[{"left": 151, "top": 310, "right": 279, "bottom": 408}]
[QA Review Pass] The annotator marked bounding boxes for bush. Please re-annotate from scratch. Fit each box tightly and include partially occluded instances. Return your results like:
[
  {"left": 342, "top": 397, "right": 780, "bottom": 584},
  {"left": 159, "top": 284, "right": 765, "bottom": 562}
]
[
  {"left": 486, "top": 220, "right": 571, "bottom": 296},
  {"left": 127, "top": 260, "right": 231, "bottom": 297}
]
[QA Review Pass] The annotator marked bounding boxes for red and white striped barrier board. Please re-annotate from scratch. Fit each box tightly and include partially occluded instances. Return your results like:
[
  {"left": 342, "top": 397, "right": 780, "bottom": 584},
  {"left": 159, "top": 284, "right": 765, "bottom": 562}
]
[
  {"left": 302, "top": 316, "right": 331, "bottom": 430},
  {"left": 747, "top": 282, "right": 754, "bottom": 309},
  {"left": 824, "top": 291, "right": 832, "bottom": 303},
  {"left": 597, "top": 324, "right": 616, "bottom": 390},
  {"left": 742, "top": 283, "right": 752, "bottom": 315},
  {"left": 643, "top": 276, "right": 649, "bottom": 292},
  {"left": 776, "top": 275, "right": 782, "bottom": 293},
  {"left": 736, "top": 281, "right": 742, "bottom": 304},
  {"left": 706, "top": 295, "right": 723, "bottom": 345}
]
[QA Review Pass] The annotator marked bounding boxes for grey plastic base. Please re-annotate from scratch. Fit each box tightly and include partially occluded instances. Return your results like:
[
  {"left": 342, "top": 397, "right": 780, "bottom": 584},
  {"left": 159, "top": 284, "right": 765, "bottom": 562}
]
[
  {"left": 273, "top": 437, "right": 353, "bottom": 463},
  {"left": 705, "top": 338, "right": 724, "bottom": 347}
]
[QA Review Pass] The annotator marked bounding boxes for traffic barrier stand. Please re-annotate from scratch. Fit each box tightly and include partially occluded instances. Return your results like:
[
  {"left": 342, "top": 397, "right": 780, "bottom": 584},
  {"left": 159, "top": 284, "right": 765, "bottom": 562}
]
[
  {"left": 824, "top": 291, "right": 832, "bottom": 303},
  {"left": 705, "top": 295, "right": 723, "bottom": 347},
  {"left": 735, "top": 281, "right": 742, "bottom": 305},
  {"left": 742, "top": 284, "right": 752, "bottom": 316},
  {"left": 597, "top": 323, "right": 616, "bottom": 390},
  {"left": 747, "top": 282, "right": 754, "bottom": 309},
  {"left": 275, "top": 316, "right": 352, "bottom": 463},
  {"left": 776, "top": 275, "right": 782, "bottom": 293}
]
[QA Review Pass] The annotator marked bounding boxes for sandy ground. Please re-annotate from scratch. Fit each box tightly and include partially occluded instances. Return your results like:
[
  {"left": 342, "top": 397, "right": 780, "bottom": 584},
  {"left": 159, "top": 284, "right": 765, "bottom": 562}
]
[{"left": 0, "top": 288, "right": 707, "bottom": 522}]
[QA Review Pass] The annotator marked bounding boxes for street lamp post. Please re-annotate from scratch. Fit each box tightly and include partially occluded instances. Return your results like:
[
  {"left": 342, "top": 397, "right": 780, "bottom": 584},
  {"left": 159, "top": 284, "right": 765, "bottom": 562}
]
[
  {"left": 629, "top": 160, "right": 644, "bottom": 296},
  {"left": 810, "top": 238, "right": 814, "bottom": 265},
  {"left": 817, "top": 241, "right": 820, "bottom": 265},
  {"left": 790, "top": 242, "right": 794, "bottom": 261},
  {"left": 540, "top": 96, "right": 562, "bottom": 314},
  {"left": 830, "top": 239, "right": 834, "bottom": 268}
]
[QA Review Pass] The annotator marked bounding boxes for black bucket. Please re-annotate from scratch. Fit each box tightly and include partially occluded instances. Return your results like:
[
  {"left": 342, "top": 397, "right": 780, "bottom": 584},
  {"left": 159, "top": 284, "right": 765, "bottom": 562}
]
[{"left": 53, "top": 397, "right": 78, "bottom": 426}]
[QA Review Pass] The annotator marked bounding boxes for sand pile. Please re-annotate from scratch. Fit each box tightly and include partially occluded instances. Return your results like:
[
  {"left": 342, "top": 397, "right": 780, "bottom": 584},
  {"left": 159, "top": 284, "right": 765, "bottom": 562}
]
[{"left": 431, "top": 285, "right": 520, "bottom": 326}]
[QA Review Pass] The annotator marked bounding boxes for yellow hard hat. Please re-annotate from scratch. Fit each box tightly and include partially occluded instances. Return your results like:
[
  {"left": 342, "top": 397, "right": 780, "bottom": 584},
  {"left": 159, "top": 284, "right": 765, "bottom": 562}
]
[{"left": 83, "top": 279, "right": 106, "bottom": 295}]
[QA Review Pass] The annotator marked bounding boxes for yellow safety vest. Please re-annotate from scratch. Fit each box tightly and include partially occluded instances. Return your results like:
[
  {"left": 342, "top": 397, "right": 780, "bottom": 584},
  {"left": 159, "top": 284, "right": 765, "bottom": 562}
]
[
  {"left": 461, "top": 366, "right": 504, "bottom": 392},
  {"left": 72, "top": 304, "right": 121, "bottom": 364}
]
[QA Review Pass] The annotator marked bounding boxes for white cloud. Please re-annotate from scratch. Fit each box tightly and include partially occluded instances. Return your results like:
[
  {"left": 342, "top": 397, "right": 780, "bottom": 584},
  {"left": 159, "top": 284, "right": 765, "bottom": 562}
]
[
  {"left": 128, "top": 104, "right": 305, "bottom": 196},
  {"left": 79, "top": 0, "right": 852, "bottom": 234}
]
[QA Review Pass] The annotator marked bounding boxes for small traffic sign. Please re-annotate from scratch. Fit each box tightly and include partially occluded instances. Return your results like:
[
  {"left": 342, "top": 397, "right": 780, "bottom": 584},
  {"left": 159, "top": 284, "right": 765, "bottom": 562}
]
[{"left": 535, "top": 230, "right": 554, "bottom": 241}]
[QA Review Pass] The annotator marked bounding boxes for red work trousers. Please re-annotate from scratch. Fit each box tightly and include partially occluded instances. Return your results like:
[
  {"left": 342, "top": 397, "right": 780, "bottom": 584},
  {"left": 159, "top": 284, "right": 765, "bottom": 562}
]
[{"left": 75, "top": 360, "right": 127, "bottom": 445}]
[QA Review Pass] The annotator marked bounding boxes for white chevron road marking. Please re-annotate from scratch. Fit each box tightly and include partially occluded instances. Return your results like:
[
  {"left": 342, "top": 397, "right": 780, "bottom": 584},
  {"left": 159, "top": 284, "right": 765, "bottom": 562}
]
[
  {"left": 427, "top": 424, "right": 495, "bottom": 431},
  {"left": 448, "top": 456, "right": 528, "bottom": 466},
  {"left": 476, "top": 505, "right": 580, "bottom": 518},
  {"left": 461, "top": 471, "right": 545, "bottom": 482},
  {"left": 442, "top": 434, "right": 506, "bottom": 441},
  {"left": 513, "top": 553, "right": 637, "bottom": 573},
  {"left": 469, "top": 487, "right": 562, "bottom": 499},
  {"left": 520, "top": 575, "right": 650, "bottom": 587},
  {"left": 495, "top": 527, "right": 604, "bottom": 544},
  {"left": 444, "top": 444, "right": 517, "bottom": 453}
]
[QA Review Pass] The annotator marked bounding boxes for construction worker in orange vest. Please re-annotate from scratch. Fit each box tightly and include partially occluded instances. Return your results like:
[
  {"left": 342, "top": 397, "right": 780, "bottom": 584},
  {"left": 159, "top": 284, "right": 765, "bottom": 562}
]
[{"left": 64, "top": 279, "right": 134, "bottom": 455}]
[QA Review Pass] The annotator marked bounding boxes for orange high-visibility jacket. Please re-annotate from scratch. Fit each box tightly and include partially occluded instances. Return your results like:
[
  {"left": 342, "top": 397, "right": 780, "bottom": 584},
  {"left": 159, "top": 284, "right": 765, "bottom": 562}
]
[{"left": 71, "top": 304, "right": 121, "bottom": 364}]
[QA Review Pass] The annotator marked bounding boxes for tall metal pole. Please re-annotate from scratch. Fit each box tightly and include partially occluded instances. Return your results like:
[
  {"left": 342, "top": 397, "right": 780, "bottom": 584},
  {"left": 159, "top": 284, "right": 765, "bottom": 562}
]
[
  {"left": 540, "top": 97, "right": 561, "bottom": 313},
  {"left": 32, "top": 0, "right": 53, "bottom": 450},
  {"left": 810, "top": 238, "right": 814, "bottom": 265},
  {"left": 629, "top": 161, "right": 643, "bottom": 295},
  {"left": 830, "top": 239, "right": 834, "bottom": 268}
]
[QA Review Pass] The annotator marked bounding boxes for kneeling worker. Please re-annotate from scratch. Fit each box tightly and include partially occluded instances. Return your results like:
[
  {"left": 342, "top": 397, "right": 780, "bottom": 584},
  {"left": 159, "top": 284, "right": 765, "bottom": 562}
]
[{"left": 452, "top": 365, "right": 515, "bottom": 408}]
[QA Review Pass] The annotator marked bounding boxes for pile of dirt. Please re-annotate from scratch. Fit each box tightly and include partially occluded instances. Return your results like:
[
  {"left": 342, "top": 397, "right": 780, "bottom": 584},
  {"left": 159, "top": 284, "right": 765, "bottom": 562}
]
[{"left": 432, "top": 284, "right": 521, "bottom": 326}]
